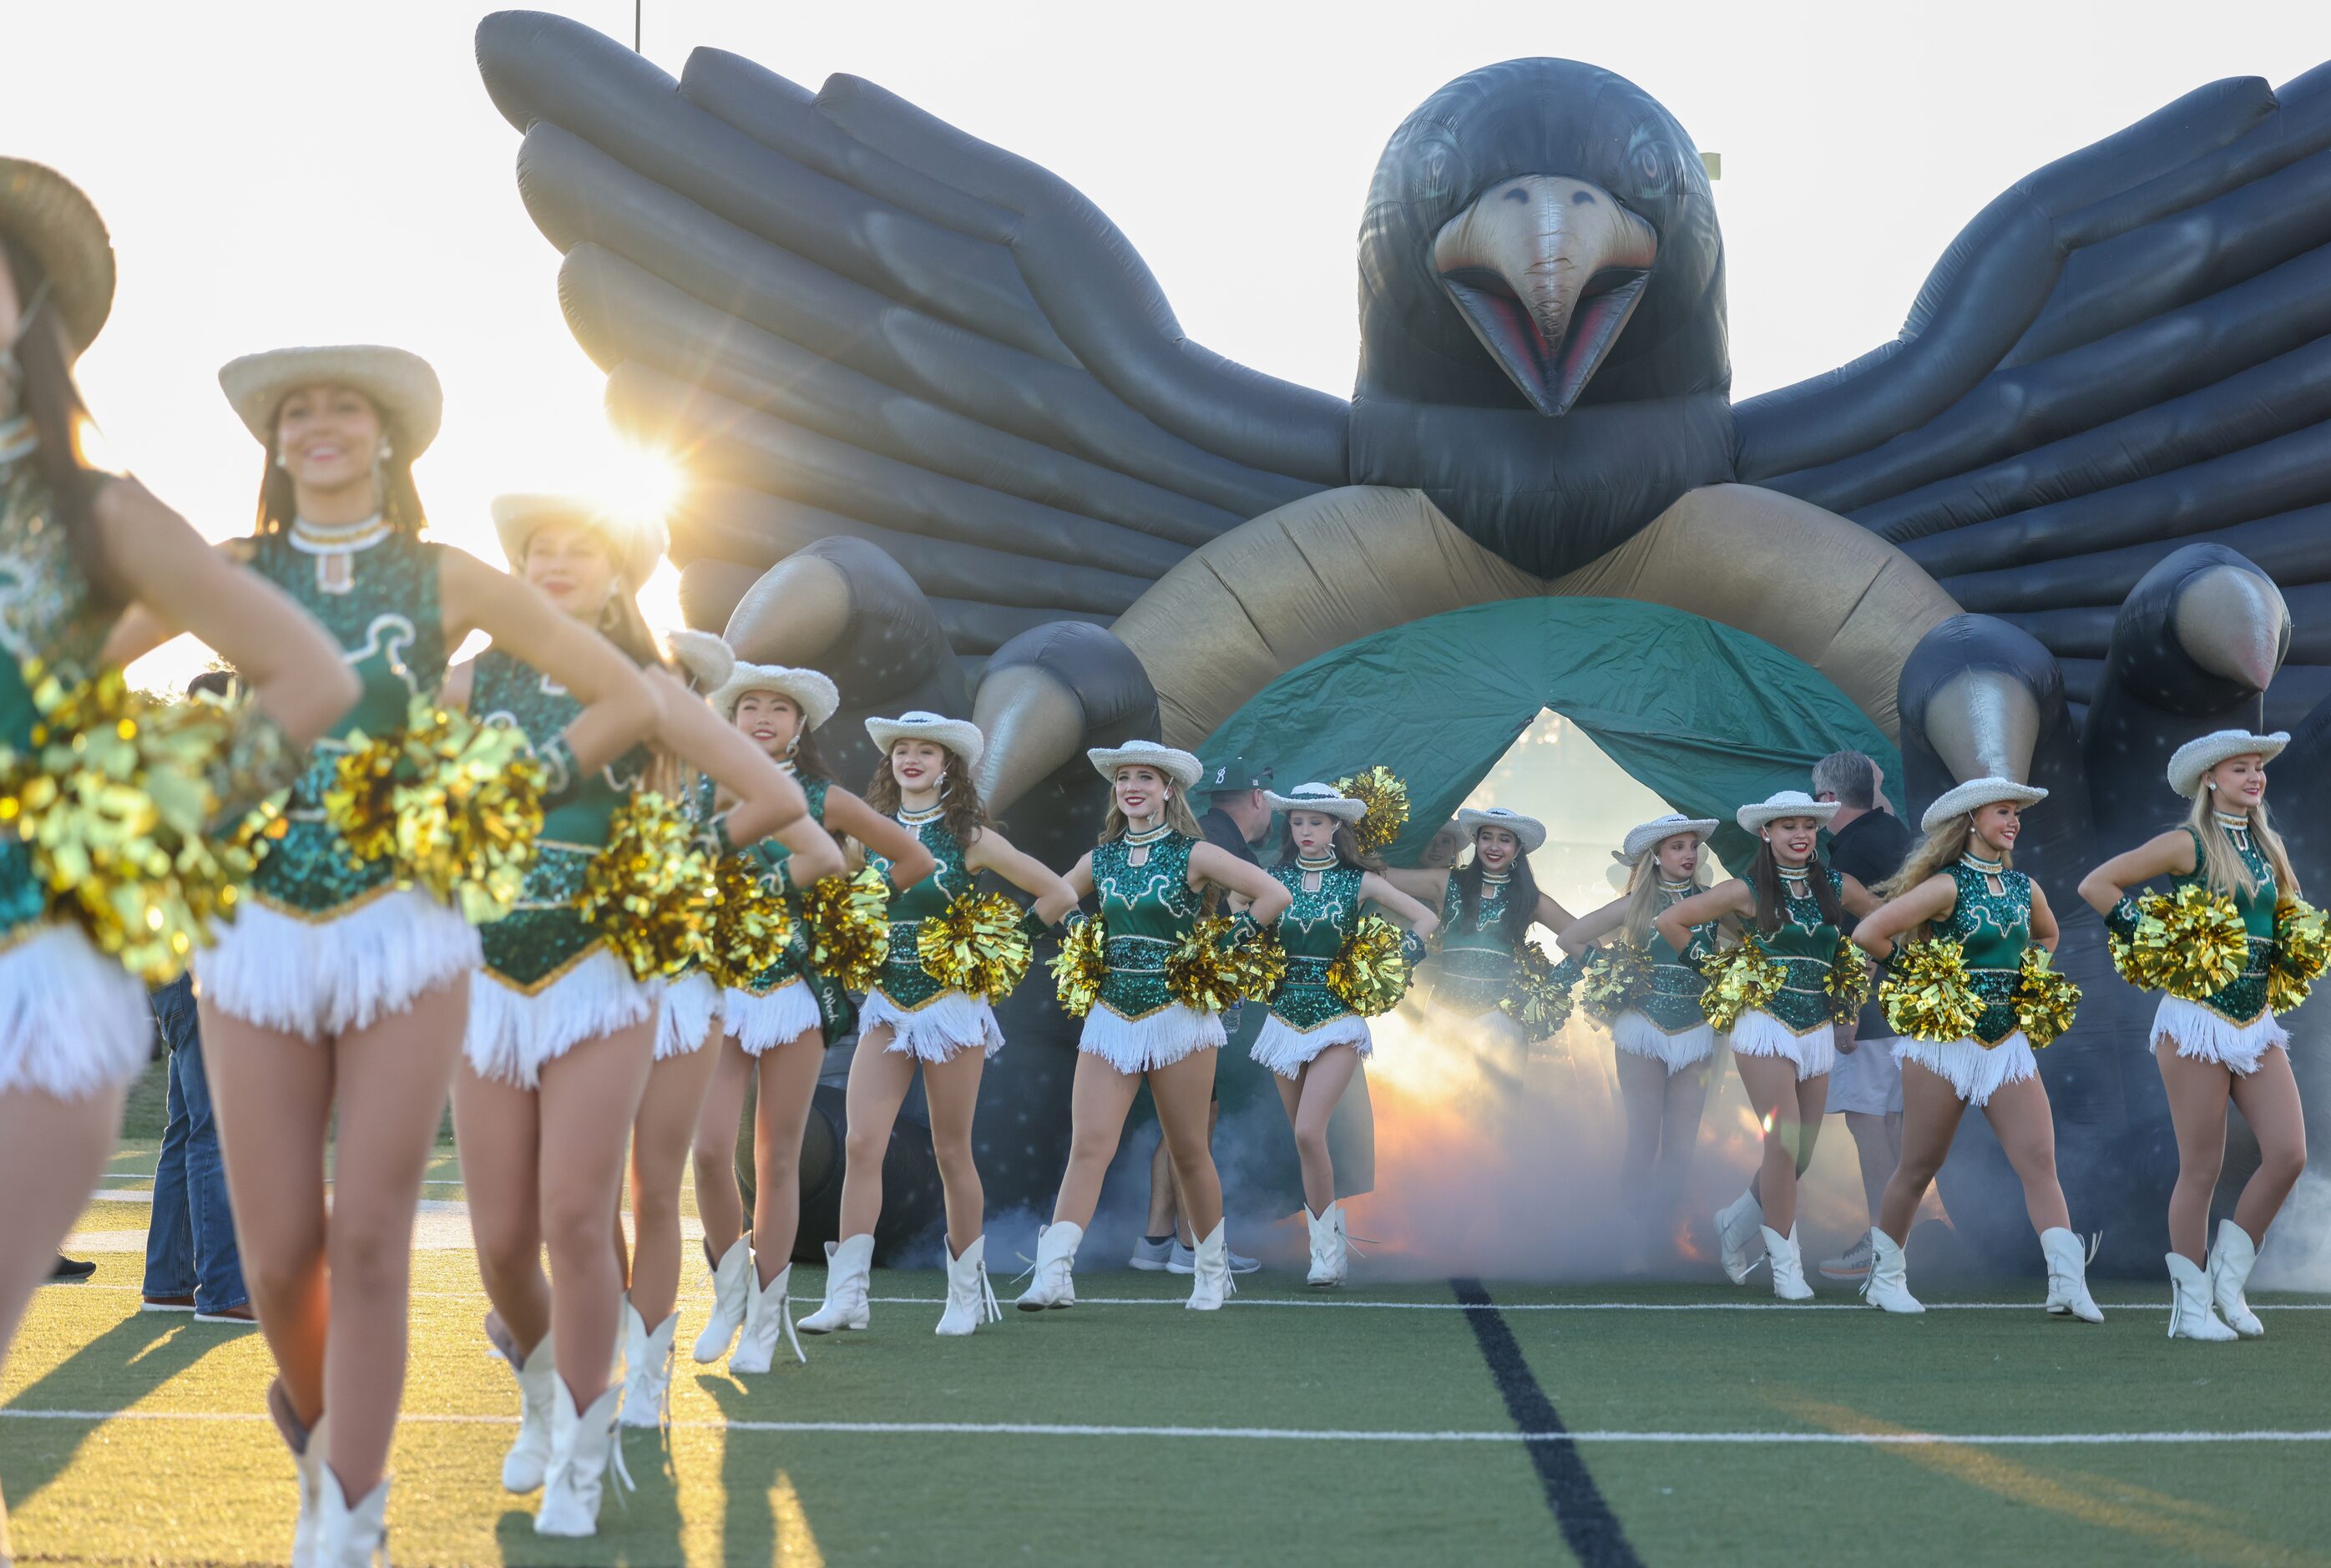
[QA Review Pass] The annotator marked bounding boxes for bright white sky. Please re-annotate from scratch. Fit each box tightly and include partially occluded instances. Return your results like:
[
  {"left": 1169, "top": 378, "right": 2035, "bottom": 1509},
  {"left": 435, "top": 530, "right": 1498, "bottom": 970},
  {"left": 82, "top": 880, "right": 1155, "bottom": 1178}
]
[{"left": 5, "top": 1, "right": 2321, "bottom": 689}]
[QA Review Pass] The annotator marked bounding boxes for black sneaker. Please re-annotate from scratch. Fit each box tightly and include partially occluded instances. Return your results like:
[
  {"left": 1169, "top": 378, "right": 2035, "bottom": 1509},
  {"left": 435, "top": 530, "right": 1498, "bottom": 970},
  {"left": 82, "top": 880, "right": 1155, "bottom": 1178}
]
[{"left": 48, "top": 1255, "right": 97, "bottom": 1284}]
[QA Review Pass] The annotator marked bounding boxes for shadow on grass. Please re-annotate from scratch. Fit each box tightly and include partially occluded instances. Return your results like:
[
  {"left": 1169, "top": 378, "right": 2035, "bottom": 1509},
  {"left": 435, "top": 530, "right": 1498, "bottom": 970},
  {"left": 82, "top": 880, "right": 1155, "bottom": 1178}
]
[{"left": 3, "top": 1312, "right": 226, "bottom": 1505}]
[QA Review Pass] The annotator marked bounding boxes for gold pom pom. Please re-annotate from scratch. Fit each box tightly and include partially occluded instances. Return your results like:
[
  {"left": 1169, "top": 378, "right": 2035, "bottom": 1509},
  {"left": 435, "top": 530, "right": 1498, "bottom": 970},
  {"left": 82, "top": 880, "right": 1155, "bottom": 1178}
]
[
  {"left": 1332, "top": 765, "right": 1410, "bottom": 856},
  {"left": 704, "top": 855, "right": 794, "bottom": 990},
  {"left": 0, "top": 665, "right": 256, "bottom": 985},
  {"left": 1577, "top": 941, "right": 1654, "bottom": 1024},
  {"left": 918, "top": 891, "right": 1034, "bottom": 1001},
  {"left": 1050, "top": 913, "right": 1107, "bottom": 1017},
  {"left": 1163, "top": 915, "right": 1242, "bottom": 1012},
  {"left": 798, "top": 866, "right": 892, "bottom": 993},
  {"left": 1825, "top": 934, "right": 1873, "bottom": 1019},
  {"left": 2013, "top": 945, "right": 2081, "bottom": 1048},
  {"left": 1499, "top": 943, "right": 1575, "bottom": 1042},
  {"left": 582, "top": 792, "right": 715, "bottom": 981},
  {"left": 323, "top": 695, "right": 544, "bottom": 923},
  {"left": 2107, "top": 884, "right": 2248, "bottom": 999},
  {"left": 1232, "top": 923, "right": 1288, "bottom": 1003},
  {"left": 1327, "top": 914, "right": 1410, "bottom": 1017},
  {"left": 1879, "top": 937, "right": 1982, "bottom": 1043},
  {"left": 2268, "top": 898, "right": 2328, "bottom": 1012},
  {"left": 1697, "top": 937, "right": 1783, "bottom": 1032}
]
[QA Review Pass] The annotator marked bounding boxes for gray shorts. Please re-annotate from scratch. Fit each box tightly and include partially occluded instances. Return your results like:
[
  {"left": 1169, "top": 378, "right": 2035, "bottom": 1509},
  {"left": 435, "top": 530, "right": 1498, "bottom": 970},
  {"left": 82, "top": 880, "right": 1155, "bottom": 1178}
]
[{"left": 1826, "top": 1030, "right": 1904, "bottom": 1115}]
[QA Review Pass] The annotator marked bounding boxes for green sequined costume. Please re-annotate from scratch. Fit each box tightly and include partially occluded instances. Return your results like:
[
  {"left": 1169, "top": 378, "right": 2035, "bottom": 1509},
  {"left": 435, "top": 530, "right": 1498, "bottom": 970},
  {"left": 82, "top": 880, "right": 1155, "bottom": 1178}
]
[
  {"left": 722, "top": 772, "right": 854, "bottom": 1051},
  {"left": 1891, "top": 862, "right": 2043, "bottom": 1106},
  {"left": 463, "top": 648, "right": 658, "bottom": 1087},
  {"left": 1418, "top": 873, "right": 1526, "bottom": 1017},
  {"left": 861, "top": 810, "right": 1003, "bottom": 1063},
  {"left": 1727, "top": 865, "right": 1848, "bottom": 1080},
  {"left": 2152, "top": 823, "right": 2289, "bottom": 1074},
  {"left": 1609, "top": 891, "right": 1723, "bottom": 1071},
  {"left": 1081, "top": 830, "right": 1227, "bottom": 1072},
  {"left": 197, "top": 528, "right": 483, "bottom": 1039},
  {"left": 1250, "top": 860, "right": 1373, "bottom": 1078},
  {"left": 0, "top": 433, "right": 154, "bottom": 1097}
]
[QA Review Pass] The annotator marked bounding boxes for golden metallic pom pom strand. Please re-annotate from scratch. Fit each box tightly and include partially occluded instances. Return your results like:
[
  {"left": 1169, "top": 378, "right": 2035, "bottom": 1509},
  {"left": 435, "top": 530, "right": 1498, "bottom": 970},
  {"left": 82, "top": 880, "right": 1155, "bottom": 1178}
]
[
  {"left": 1327, "top": 913, "right": 1410, "bottom": 1018},
  {"left": 1499, "top": 943, "right": 1575, "bottom": 1042},
  {"left": 1577, "top": 940, "right": 1654, "bottom": 1024},
  {"left": 1332, "top": 765, "right": 1411, "bottom": 857},
  {"left": 2106, "top": 885, "right": 2248, "bottom": 1000},
  {"left": 917, "top": 890, "right": 1034, "bottom": 1001},
  {"left": 2011, "top": 946, "right": 2081, "bottom": 1048},
  {"left": 1050, "top": 913, "right": 1108, "bottom": 1017},
  {"left": 799, "top": 866, "right": 892, "bottom": 993},
  {"left": 1879, "top": 936, "right": 1982, "bottom": 1044}
]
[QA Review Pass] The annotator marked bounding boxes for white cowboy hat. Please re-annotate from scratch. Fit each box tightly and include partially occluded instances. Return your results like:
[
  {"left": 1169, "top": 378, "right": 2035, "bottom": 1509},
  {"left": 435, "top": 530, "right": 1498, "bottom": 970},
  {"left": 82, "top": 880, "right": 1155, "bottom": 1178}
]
[
  {"left": 1737, "top": 791, "right": 1839, "bottom": 836},
  {"left": 1919, "top": 776, "right": 2049, "bottom": 832},
  {"left": 1621, "top": 813, "right": 1719, "bottom": 865},
  {"left": 1459, "top": 806, "right": 1545, "bottom": 854},
  {"left": 716, "top": 662, "right": 842, "bottom": 731},
  {"left": 2167, "top": 729, "right": 2289, "bottom": 800},
  {"left": 1088, "top": 741, "right": 1202, "bottom": 791},
  {"left": 867, "top": 710, "right": 983, "bottom": 767},
  {"left": 219, "top": 344, "right": 443, "bottom": 458},
  {"left": 0, "top": 159, "right": 114, "bottom": 356},
  {"left": 489, "top": 493, "right": 666, "bottom": 588},
  {"left": 1264, "top": 782, "right": 1366, "bottom": 822},
  {"left": 664, "top": 629, "right": 735, "bottom": 694}
]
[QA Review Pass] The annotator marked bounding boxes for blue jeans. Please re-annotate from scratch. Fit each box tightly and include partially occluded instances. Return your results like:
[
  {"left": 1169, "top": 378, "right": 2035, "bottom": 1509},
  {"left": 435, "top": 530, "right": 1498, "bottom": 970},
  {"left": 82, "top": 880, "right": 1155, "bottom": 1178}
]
[{"left": 143, "top": 978, "right": 245, "bottom": 1313}]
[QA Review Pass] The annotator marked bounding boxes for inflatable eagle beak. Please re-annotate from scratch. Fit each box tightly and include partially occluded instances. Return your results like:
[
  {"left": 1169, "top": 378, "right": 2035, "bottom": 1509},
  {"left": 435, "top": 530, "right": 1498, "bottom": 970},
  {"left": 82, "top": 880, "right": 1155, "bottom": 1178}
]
[{"left": 1433, "top": 175, "right": 1659, "bottom": 417}]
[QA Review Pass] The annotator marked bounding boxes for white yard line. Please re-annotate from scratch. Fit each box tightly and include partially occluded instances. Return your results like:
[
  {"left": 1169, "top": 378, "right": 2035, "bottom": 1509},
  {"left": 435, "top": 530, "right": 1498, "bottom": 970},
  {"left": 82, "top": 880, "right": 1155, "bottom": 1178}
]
[{"left": 0, "top": 1408, "right": 2325, "bottom": 1446}]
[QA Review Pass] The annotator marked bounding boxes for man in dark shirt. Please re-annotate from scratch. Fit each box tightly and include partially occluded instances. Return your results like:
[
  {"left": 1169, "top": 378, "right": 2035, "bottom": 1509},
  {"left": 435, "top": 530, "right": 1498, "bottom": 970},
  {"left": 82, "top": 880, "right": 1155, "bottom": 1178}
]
[
  {"left": 1813, "top": 750, "right": 1917, "bottom": 1281},
  {"left": 1131, "top": 758, "right": 1271, "bottom": 1276},
  {"left": 1196, "top": 757, "right": 1272, "bottom": 867}
]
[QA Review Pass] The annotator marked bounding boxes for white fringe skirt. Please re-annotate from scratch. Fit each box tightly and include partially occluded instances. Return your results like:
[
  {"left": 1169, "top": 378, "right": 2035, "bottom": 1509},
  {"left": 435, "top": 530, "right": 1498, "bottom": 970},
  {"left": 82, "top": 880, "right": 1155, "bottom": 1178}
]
[
  {"left": 655, "top": 971, "right": 723, "bottom": 1061},
  {"left": 464, "top": 948, "right": 655, "bottom": 1090},
  {"left": 1250, "top": 1013, "right": 1371, "bottom": 1079},
  {"left": 2152, "top": 996, "right": 2288, "bottom": 1077},
  {"left": 1610, "top": 1011, "right": 1718, "bottom": 1073},
  {"left": 198, "top": 889, "right": 480, "bottom": 1041},
  {"left": 0, "top": 923, "right": 155, "bottom": 1100},
  {"left": 1892, "top": 1031, "right": 2039, "bottom": 1107},
  {"left": 1727, "top": 1009, "right": 1838, "bottom": 1081},
  {"left": 1080, "top": 1003, "right": 1226, "bottom": 1075},
  {"left": 725, "top": 978, "right": 822, "bottom": 1055},
  {"left": 862, "top": 987, "right": 1003, "bottom": 1064}
]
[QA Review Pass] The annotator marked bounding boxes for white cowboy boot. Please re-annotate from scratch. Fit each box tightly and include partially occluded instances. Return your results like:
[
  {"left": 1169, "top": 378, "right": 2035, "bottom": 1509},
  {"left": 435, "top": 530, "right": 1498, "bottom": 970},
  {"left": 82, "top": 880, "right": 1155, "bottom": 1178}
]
[
  {"left": 315, "top": 1469, "right": 389, "bottom": 1568},
  {"left": 2207, "top": 1219, "right": 2265, "bottom": 1338},
  {"left": 1187, "top": 1220, "right": 1236, "bottom": 1311},
  {"left": 534, "top": 1378, "right": 632, "bottom": 1538},
  {"left": 796, "top": 1234, "right": 875, "bottom": 1335},
  {"left": 1862, "top": 1227, "right": 1924, "bottom": 1314},
  {"left": 500, "top": 1335, "right": 557, "bottom": 1492},
  {"left": 692, "top": 1235, "right": 752, "bottom": 1363},
  {"left": 618, "top": 1301, "right": 678, "bottom": 1428},
  {"left": 266, "top": 1379, "right": 326, "bottom": 1566},
  {"left": 2167, "top": 1252, "right": 2239, "bottom": 1341},
  {"left": 1015, "top": 1222, "right": 1083, "bottom": 1310},
  {"left": 2040, "top": 1228, "right": 2104, "bottom": 1323},
  {"left": 732, "top": 1262, "right": 810, "bottom": 1373},
  {"left": 1305, "top": 1205, "right": 1348, "bottom": 1288},
  {"left": 1762, "top": 1224, "right": 1814, "bottom": 1302},
  {"left": 935, "top": 1235, "right": 1003, "bottom": 1336},
  {"left": 1716, "top": 1188, "right": 1767, "bottom": 1284}
]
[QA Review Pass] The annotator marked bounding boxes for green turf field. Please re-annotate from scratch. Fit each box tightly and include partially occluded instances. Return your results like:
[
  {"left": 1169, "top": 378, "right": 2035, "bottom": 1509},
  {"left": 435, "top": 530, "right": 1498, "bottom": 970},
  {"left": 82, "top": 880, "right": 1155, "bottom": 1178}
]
[{"left": 10, "top": 1187, "right": 2331, "bottom": 1566}]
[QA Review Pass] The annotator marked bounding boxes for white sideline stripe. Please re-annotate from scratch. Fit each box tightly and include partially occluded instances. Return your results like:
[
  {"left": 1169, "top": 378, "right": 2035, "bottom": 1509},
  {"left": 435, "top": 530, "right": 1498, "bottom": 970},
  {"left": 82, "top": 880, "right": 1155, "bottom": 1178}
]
[
  {"left": 1, "top": 1409, "right": 2326, "bottom": 1446},
  {"left": 52, "top": 1283, "right": 2331, "bottom": 1312}
]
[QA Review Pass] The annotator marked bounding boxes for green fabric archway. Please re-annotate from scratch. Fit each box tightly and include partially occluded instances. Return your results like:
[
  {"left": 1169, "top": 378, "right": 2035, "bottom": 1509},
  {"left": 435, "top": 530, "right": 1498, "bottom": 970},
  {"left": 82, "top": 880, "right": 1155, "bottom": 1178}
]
[{"left": 1196, "top": 598, "right": 1901, "bottom": 873}]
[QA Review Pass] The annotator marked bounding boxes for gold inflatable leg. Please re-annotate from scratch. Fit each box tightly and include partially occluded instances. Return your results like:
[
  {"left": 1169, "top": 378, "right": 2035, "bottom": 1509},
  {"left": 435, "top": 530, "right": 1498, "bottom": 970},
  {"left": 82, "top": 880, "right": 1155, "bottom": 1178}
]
[{"left": 1110, "top": 483, "right": 1959, "bottom": 749}]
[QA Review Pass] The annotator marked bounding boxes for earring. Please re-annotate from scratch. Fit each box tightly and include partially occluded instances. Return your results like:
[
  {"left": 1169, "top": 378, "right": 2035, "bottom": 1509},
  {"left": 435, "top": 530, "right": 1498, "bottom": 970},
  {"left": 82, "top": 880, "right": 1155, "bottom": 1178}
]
[
  {"left": 784, "top": 734, "right": 800, "bottom": 759},
  {"left": 2207, "top": 781, "right": 2218, "bottom": 792},
  {"left": 273, "top": 451, "right": 290, "bottom": 470},
  {"left": 376, "top": 443, "right": 392, "bottom": 463}
]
